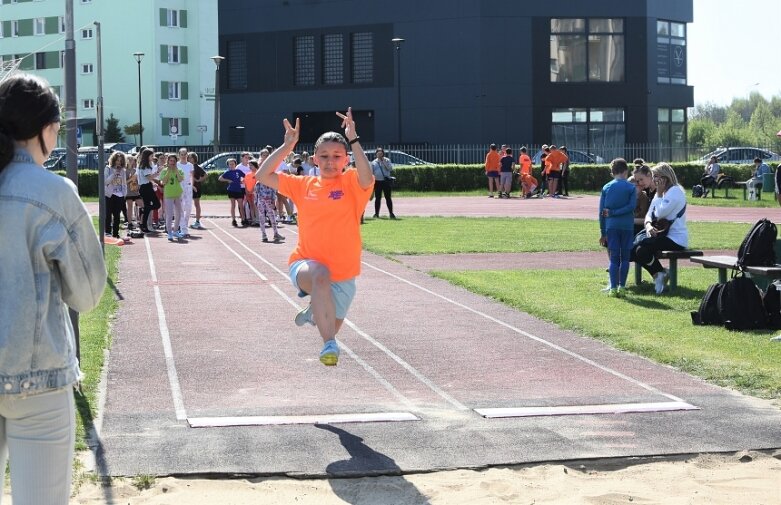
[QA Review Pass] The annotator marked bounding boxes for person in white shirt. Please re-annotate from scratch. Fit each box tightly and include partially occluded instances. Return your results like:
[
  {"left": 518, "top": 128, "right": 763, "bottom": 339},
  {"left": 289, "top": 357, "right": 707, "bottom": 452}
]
[
  {"left": 701, "top": 156, "right": 720, "bottom": 196},
  {"left": 176, "top": 147, "right": 194, "bottom": 236},
  {"left": 631, "top": 163, "right": 688, "bottom": 294}
]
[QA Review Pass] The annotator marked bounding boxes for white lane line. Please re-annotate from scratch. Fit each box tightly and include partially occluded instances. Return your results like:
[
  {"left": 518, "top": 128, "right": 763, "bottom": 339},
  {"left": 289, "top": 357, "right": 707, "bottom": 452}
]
[
  {"left": 143, "top": 236, "right": 188, "bottom": 421},
  {"left": 476, "top": 401, "right": 699, "bottom": 418},
  {"left": 204, "top": 222, "right": 421, "bottom": 411},
  {"left": 188, "top": 412, "right": 419, "bottom": 428},
  {"left": 361, "top": 260, "right": 690, "bottom": 405}
]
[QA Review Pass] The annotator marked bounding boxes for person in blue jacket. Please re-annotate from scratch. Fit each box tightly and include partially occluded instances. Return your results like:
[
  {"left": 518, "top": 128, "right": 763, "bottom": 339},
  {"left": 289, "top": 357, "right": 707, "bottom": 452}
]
[{"left": 599, "top": 158, "right": 637, "bottom": 297}]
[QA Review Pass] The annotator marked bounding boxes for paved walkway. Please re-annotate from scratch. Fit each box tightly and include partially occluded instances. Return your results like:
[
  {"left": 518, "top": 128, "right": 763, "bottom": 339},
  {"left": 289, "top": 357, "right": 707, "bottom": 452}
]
[
  {"left": 85, "top": 194, "right": 779, "bottom": 223},
  {"left": 93, "top": 213, "right": 781, "bottom": 477}
]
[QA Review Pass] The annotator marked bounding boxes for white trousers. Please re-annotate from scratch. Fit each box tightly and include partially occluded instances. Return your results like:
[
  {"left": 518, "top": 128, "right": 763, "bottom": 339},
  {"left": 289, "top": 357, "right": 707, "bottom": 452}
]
[
  {"left": 164, "top": 197, "right": 183, "bottom": 235},
  {"left": 0, "top": 387, "right": 75, "bottom": 505},
  {"left": 179, "top": 183, "right": 193, "bottom": 234}
]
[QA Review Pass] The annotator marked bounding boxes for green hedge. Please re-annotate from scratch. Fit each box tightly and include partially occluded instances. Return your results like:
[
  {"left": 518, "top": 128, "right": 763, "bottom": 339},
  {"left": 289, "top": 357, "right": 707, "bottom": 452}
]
[{"left": 58, "top": 162, "right": 779, "bottom": 197}]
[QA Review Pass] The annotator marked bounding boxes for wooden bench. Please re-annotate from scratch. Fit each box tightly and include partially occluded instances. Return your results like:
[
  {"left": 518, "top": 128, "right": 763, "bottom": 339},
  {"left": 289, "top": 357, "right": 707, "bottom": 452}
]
[
  {"left": 634, "top": 249, "right": 704, "bottom": 292},
  {"left": 690, "top": 255, "right": 781, "bottom": 290},
  {"left": 734, "top": 181, "right": 762, "bottom": 201}
]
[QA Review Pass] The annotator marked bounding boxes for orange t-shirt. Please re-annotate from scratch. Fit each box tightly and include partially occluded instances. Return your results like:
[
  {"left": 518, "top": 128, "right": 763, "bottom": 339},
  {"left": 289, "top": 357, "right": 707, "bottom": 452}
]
[
  {"left": 484, "top": 151, "right": 500, "bottom": 173},
  {"left": 518, "top": 154, "right": 532, "bottom": 175},
  {"left": 244, "top": 171, "right": 257, "bottom": 193},
  {"left": 277, "top": 169, "right": 373, "bottom": 282},
  {"left": 545, "top": 150, "right": 568, "bottom": 172}
]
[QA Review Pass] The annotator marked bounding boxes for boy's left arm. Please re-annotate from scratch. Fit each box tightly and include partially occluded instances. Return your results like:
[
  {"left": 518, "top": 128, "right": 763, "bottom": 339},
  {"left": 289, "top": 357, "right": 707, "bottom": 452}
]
[{"left": 338, "top": 107, "right": 374, "bottom": 189}]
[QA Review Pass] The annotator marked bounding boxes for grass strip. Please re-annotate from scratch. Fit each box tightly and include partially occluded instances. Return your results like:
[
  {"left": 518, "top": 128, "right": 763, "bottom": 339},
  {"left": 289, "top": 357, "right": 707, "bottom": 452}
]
[
  {"left": 73, "top": 224, "right": 121, "bottom": 450},
  {"left": 433, "top": 267, "right": 781, "bottom": 399},
  {"left": 361, "top": 217, "right": 753, "bottom": 255}
]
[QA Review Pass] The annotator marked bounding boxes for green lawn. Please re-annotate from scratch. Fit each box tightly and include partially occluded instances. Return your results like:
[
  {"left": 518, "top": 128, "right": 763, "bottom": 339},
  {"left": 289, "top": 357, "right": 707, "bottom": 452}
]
[
  {"left": 434, "top": 268, "right": 781, "bottom": 399},
  {"left": 73, "top": 225, "right": 120, "bottom": 450},
  {"left": 361, "top": 217, "right": 752, "bottom": 255}
]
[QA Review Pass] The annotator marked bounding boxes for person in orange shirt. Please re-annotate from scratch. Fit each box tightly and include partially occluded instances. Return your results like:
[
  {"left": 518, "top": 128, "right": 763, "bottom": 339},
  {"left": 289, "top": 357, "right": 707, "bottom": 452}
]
[
  {"left": 544, "top": 144, "right": 569, "bottom": 199},
  {"left": 484, "top": 144, "right": 500, "bottom": 197},
  {"left": 243, "top": 160, "right": 259, "bottom": 225},
  {"left": 257, "top": 107, "right": 374, "bottom": 366},
  {"left": 518, "top": 147, "right": 537, "bottom": 198}
]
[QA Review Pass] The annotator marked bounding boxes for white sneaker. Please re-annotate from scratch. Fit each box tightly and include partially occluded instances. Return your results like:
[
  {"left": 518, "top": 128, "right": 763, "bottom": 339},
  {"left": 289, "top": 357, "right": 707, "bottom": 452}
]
[
  {"left": 600, "top": 284, "right": 612, "bottom": 292},
  {"left": 770, "top": 335, "right": 781, "bottom": 343},
  {"left": 654, "top": 271, "right": 668, "bottom": 294}
]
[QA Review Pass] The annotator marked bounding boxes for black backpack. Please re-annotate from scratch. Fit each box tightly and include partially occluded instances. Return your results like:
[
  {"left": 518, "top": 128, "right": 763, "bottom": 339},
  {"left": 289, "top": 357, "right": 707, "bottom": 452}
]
[
  {"left": 736, "top": 219, "right": 777, "bottom": 270},
  {"left": 763, "top": 282, "right": 781, "bottom": 330},
  {"left": 692, "top": 184, "right": 704, "bottom": 198},
  {"left": 717, "top": 274, "right": 767, "bottom": 331},
  {"left": 691, "top": 283, "right": 724, "bottom": 325}
]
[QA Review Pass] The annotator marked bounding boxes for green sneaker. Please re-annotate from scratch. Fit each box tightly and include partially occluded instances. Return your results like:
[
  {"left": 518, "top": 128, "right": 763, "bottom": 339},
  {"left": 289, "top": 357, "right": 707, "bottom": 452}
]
[{"left": 319, "top": 339, "right": 339, "bottom": 366}]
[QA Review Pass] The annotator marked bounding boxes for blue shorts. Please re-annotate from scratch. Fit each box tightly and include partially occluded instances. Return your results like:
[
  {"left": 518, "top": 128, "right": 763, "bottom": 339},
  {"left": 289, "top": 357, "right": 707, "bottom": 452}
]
[{"left": 288, "top": 259, "right": 357, "bottom": 320}]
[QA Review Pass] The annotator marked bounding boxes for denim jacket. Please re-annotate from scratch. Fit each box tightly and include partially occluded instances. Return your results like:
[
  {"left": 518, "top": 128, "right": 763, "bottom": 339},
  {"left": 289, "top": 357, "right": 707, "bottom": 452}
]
[{"left": 0, "top": 148, "right": 106, "bottom": 395}]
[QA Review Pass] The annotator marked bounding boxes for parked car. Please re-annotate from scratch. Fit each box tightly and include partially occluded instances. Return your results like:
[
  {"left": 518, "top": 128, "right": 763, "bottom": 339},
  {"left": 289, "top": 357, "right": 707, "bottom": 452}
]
[
  {"left": 201, "top": 151, "right": 244, "bottom": 171},
  {"left": 351, "top": 149, "right": 431, "bottom": 166},
  {"left": 697, "top": 147, "right": 781, "bottom": 165},
  {"left": 531, "top": 149, "right": 604, "bottom": 165},
  {"left": 105, "top": 142, "right": 136, "bottom": 153},
  {"left": 45, "top": 146, "right": 113, "bottom": 170}
]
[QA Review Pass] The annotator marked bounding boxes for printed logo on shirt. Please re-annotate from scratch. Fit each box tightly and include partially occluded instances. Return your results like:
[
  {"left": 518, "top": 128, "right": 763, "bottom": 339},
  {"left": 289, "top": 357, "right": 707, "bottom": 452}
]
[{"left": 328, "top": 189, "right": 344, "bottom": 200}]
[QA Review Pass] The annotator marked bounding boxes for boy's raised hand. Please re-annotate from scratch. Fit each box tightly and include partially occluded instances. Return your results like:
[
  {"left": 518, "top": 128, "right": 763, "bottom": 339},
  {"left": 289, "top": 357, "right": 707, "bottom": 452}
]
[
  {"left": 336, "top": 107, "right": 358, "bottom": 140},
  {"left": 282, "top": 117, "right": 300, "bottom": 148}
]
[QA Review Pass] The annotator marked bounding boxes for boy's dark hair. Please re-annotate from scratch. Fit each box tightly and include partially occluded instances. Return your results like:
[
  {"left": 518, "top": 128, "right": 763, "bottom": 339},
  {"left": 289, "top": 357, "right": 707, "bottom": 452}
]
[
  {"left": 314, "top": 131, "right": 348, "bottom": 153},
  {"left": 754, "top": 157, "right": 762, "bottom": 164},
  {"left": 0, "top": 73, "right": 61, "bottom": 174},
  {"left": 505, "top": 147, "right": 513, "bottom": 155},
  {"left": 633, "top": 157, "right": 645, "bottom": 166},
  {"left": 520, "top": 146, "right": 527, "bottom": 153},
  {"left": 610, "top": 157, "right": 629, "bottom": 175},
  {"left": 249, "top": 160, "right": 259, "bottom": 169},
  {"left": 490, "top": 144, "right": 497, "bottom": 150}
]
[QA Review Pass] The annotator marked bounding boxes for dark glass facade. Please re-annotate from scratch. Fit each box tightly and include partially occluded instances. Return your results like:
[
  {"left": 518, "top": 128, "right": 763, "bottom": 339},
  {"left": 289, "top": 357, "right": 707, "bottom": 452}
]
[{"left": 217, "top": 0, "right": 693, "bottom": 149}]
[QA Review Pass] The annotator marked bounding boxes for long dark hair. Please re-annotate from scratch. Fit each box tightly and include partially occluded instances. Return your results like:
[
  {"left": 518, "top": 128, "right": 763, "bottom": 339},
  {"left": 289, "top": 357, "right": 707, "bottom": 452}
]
[
  {"left": 0, "top": 73, "right": 61, "bottom": 173},
  {"left": 138, "top": 148, "right": 155, "bottom": 169}
]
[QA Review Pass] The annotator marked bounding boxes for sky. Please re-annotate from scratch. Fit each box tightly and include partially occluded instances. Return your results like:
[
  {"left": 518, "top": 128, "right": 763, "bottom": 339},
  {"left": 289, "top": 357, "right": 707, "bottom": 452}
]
[{"left": 687, "top": 0, "right": 781, "bottom": 106}]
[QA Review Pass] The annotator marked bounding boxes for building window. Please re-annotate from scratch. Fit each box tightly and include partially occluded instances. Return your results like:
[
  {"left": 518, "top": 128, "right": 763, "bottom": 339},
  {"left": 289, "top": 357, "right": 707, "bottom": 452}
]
[
  {"left": 294, "top": 35, "right": 315, "bottom": 86},
  {"left": 163, "top": 117, "right": 189, "bottom": 136},
  {"left": 323, "top": 34, "right": 343, "bottom": 85},
  {"left": 658, "top": 107, "right": 686, "bottom": 146},
  {"left": 656, "top": 20, "right": 687, "bottom": 85},
  {"left": 81, "top": 0, "right": 92, "bottom": 3},
  {"left": 34, "top": 18, "right": 45, "bottom": 36},
  {"left": 550, "top": 18, "right": 624, "bottom": 83},
  {"left": 81, "top": 28, "right": 93, "bottom": 39},
  {"left": 227, "top": 40, "right": 247, "bottom": 90},
  {"left": 168, "top": 9, "right": 179, "bottom": 27},
  {"left": 83, "top": 99, "right": 94, "bottom": 109},
  {"left": 350, "top": 32, "right": 373, "bottom": 84},
  {"left": 0, "top": 23, "right": 3, "bottom": 39},
  {"left": 81, "top": 63, "right": 93, "bottom": 74},
  {"left": 12, "top": 21, "right": 19, "bottom": 38},
  {"left": 168, "top": 45, "right": 180, "bottom": 63},
  {"left": 60, "top": 51, "right": 65, "bottom": 68},
  {"left": 59, "top": 16, "right": 65, "bottom": 33},
  {"left": 551, "top": 107, "right": 625, "bottom": 149},
  {"left": 168, "top": 82, "right": 181, "bottom": 100}
]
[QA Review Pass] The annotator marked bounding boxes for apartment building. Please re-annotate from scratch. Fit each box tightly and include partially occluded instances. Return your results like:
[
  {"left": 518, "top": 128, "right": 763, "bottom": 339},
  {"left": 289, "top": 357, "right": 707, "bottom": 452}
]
[{"left": 0, "top": 0, "right": 217, "bottom": 146}]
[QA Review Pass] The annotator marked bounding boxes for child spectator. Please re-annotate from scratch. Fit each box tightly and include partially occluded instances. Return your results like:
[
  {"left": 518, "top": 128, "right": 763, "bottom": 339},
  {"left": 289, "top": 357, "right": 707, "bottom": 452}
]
[
  {"left": 598, "top": 158, "right": 637, "bottom": 297},
  {"left": 217, "top": 158, "right": 247, "bottom": 227},
  {"left": 499, "top": 147, "right": 515, "bottom": 198},
  {"left": 252, "top": 159, "right": 284, "bottom": 243},
  {"left": 189, "top": 152, "right": 207, "bottom": 229},
  {"left": 244, "top": 159, "right": 259, "bottom": 226},
  {"left": 159, "top": 153, "right": 185, "bottom": 241},
  {"left": 484, "top": 144, "right": 500, "bottom": 198},
  {"left": 104, "top": 151, "right": 127, "bottom": 239},
  {"left": 256, "top": 107, "right": 374, "bottom": 366}
]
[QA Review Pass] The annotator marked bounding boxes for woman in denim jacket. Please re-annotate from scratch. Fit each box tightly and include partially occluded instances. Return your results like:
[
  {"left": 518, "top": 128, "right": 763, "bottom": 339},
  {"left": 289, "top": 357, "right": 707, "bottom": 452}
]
[{"left": 0, "top": 73, "right": 106, "bottom": 504}]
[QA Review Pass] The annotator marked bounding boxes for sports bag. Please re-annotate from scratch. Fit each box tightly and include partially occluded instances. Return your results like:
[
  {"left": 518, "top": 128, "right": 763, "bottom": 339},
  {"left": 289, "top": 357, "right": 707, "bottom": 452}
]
[
  {"left": 692, "top": 184, "right": 704, "bottom": 198},
  {"left": 717, "top": 274, "right": 767, "bottom": 331},
  {"left": 736, "top": 218, "right": 777, "bottom": 269},
  {"left": 691, "top": 283, "right": 724, "bottom": 326},
  {"left": 763, "top": 282, "right": 781, "bottom": 330}
]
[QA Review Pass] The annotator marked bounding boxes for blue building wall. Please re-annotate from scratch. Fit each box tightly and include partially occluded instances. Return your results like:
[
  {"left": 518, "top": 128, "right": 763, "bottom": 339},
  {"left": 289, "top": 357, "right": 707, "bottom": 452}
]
[{"left": 217, "top": 0, "right": 693, "bottom": 147}]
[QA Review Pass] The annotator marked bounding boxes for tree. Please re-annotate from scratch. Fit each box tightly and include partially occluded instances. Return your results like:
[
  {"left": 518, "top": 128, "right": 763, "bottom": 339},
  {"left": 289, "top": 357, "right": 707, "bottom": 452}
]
[
  {"left": 123, "top": 122, "right": 143, "bottom": 144},
  {"left": 105, "top": 113, "right": 125, "bottom": 142}
]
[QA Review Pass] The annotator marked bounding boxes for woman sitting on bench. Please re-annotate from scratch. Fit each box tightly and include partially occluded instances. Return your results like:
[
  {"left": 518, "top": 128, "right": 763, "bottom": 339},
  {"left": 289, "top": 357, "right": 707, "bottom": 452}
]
[{"left": 632, "top": 163, "right": 689, "bottom": 294}]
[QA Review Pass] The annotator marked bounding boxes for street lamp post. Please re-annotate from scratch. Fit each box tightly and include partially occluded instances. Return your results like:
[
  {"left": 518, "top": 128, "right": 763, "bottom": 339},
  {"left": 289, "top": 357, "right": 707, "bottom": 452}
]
[
  {"left": 133, "top": 52, "right": 144, "bottom": 145},
  {"left": 211, "top": 55, "right": 225, "bottom": 155},
  {"left": 391, "top": 37, "right": 405, "bottom": 145}
]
